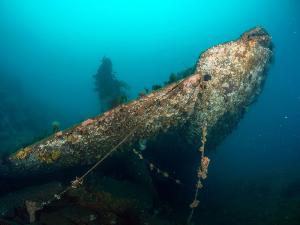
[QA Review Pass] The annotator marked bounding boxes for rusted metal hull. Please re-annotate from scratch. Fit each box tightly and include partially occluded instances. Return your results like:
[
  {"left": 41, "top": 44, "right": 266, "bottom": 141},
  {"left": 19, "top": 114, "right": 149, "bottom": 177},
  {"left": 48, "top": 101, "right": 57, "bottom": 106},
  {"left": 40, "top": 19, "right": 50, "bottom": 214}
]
[
  {"left": 3, "top": 76, "right": 202, "bottom": 176},
  {"left": 1, "top": 27, "right": 273, "bottom": 177}
]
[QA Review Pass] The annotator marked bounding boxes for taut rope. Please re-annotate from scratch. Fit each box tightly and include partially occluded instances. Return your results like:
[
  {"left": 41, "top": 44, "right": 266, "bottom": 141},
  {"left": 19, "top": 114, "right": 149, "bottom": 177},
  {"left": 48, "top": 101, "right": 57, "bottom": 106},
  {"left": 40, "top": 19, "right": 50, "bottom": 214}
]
[{"left": 37, "top": 76, "right": 201, "bottom": 209}]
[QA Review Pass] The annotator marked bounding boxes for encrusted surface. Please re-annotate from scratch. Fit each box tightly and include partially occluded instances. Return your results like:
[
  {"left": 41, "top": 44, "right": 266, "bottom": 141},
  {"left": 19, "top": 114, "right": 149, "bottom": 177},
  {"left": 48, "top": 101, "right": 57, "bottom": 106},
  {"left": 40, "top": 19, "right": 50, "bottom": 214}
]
[
  {"left": 189, "top": 27, "right": 272, "bottom": 144},
  {"left": 6, "top": 74, "right": 201, "bottom": 175},
  {"left": 4, "top": 27, "right": 272, "bottom": 176}
]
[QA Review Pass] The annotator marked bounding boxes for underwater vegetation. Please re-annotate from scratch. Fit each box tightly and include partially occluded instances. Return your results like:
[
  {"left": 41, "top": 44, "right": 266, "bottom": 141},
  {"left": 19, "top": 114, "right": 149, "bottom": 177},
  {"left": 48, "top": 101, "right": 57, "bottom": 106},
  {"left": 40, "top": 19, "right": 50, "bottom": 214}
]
[{"left": 93, "top": 57, "right": 130, "bottom": 112}]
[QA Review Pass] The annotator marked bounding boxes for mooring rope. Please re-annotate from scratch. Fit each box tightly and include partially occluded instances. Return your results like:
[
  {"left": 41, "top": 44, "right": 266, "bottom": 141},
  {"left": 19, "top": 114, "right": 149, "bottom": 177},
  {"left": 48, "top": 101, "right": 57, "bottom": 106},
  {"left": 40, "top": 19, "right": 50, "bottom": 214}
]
[
  {"left": 187, "top": 75, "right": 211, "bottom": 225},
  {"left": 131, "top": 148, "right": 183, "bottom": 185},
  {"left": 187, "top": 125, "right": 210, "bottom": 224},
  {"left": 37, "top": 76, "right": 200, "bottom": 209}
]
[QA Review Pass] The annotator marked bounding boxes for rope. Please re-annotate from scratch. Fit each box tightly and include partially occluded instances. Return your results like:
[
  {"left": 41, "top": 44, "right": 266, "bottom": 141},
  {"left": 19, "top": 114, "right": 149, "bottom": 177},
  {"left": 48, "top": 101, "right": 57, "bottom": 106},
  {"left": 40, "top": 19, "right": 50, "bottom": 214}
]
[
  {"left": 187, "top": 126, "right": 210, "bottom": 225},
  {"left": 131, "top": 148, "right": 183, "bottom": 185},
  {"left": 186, "top": 74, "right": 212, "bottom": 225},
  {"left": 39, "top": 76, "right": 200, "bottom": 207}
]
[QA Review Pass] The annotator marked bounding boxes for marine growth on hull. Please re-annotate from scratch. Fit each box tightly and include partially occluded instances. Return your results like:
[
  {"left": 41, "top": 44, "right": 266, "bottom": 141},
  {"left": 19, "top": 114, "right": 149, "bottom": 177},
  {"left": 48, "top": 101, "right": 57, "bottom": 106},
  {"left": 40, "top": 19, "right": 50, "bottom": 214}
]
[{"left": 0, "top": 27, "right": 272, "bottom": 225}]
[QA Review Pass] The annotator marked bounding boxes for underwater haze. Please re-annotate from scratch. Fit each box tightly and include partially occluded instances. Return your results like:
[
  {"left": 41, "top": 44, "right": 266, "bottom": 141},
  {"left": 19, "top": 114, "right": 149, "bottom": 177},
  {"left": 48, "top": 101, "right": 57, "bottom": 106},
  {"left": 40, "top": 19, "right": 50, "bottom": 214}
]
[{"left": 0, "top": 0, "right": 300, "bottom": 225}]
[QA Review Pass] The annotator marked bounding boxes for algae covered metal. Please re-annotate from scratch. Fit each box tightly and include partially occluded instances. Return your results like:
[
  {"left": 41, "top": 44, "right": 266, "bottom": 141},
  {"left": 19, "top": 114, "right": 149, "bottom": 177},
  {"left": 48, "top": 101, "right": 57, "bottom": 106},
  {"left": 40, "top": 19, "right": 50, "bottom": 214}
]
[{"left": 1, "top": 27, "right": 273, "bottom": 177}]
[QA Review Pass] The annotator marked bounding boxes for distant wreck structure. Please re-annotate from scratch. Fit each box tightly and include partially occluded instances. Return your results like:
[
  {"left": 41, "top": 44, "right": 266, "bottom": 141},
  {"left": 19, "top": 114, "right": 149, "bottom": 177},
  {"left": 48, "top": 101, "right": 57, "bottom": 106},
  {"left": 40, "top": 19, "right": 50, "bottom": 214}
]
[
  {"left": 1, "top": 27, "right": 272, "bottom": 178},
  {"left": 93, "top": 56, "right": 129, "bottom": 112}
]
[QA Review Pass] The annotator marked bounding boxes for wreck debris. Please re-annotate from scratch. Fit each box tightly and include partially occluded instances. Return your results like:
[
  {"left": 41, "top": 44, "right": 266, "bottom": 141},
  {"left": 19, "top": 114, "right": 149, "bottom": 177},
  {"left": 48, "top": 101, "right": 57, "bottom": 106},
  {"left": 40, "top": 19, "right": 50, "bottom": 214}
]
[
  {"left": 25, "top": 200, "right": 42, "bottom": 223},
  {"left": 0, "top": 182, "right": 63, "bottom": 218},
  {"left": 93, "top": 56, "right": 129, "bottom": 111}
]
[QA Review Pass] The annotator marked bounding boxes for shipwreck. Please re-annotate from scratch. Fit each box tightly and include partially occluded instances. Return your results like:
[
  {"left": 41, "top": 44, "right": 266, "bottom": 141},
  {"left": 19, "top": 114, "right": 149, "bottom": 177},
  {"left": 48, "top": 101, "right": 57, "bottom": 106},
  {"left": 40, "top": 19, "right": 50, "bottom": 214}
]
[
  {"left": 1, "top": 27, "right": 272, "bottom": 178},
  {"left": 0, "top": 26, "right": 273, "bottom": 224}
]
